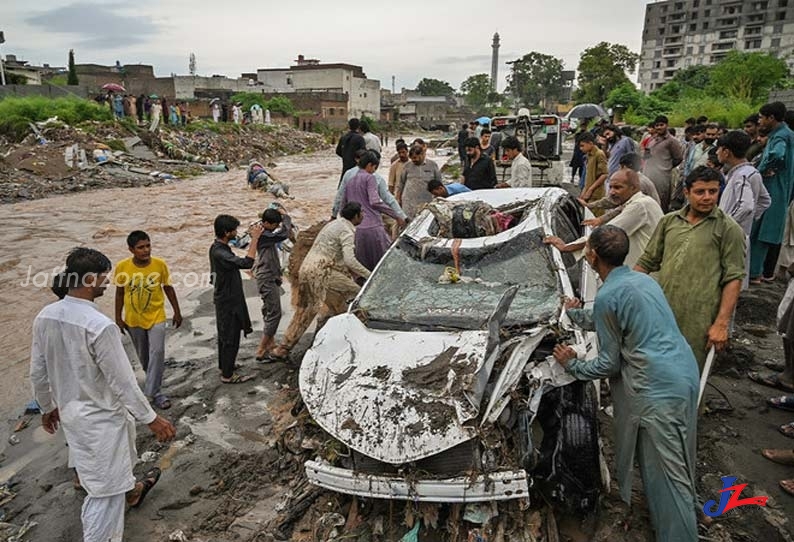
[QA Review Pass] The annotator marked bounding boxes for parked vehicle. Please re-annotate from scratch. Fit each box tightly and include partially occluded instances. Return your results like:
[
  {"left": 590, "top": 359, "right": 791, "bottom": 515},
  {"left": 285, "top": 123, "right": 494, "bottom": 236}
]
[{"left": 299, "top": 188, "right": 603, "bottom": 511}]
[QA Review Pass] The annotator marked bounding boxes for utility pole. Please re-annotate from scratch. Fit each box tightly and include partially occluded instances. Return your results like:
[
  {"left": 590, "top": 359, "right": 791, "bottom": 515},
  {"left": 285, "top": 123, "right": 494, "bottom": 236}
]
[
  {"left": 391, "top": 75, "right": 395, "bottom": 94},
  {"left": 0, "top": 31, "right": 6, "bottom": 86}
]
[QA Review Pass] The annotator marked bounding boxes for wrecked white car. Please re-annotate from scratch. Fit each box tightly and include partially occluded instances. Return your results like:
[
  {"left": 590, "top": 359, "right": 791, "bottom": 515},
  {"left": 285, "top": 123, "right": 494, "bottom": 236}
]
[{"left": 299, "top": 187, "right": 603, "bottom": 511}]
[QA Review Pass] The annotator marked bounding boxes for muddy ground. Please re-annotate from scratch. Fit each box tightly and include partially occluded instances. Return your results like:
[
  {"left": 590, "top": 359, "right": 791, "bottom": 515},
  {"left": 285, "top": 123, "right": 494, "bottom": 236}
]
[{"left": 0, "top": 140, "right": 793, "bottom": 541}]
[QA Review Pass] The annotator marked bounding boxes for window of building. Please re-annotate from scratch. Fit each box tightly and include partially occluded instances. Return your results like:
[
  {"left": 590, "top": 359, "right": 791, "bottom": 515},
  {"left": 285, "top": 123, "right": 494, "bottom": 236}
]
[
  {"left": 691, "top": 11, "right": 698, "bottom": 18},
  {"left": 655, "top": 61, "right": 662, "bottom": 68},
  {"left": 652, "top": 72, "right": 659, "bottom": 80},
  {"left": 704, "top": 9, "right": 710, "bottom": 16},
  {"left": 712, "top": 41, "right": 735, "bottom": 50},
  {"left": 745, "top": 26, "right": 762, "bottom": 35},
  {"left": 753, "top": 1, "right": 768, "bottom": 7},
  {"left": 706, "top": 0, "right": 711, "bottom": 4},
  {"left": 364, "top": 92, "right": 367, "bottom": 98},
  {"left": 693, "top": 0, "right": 700, "bottom": 5},
  {"left": 685, "top": 58, "right": 692, "bottom": 67},
  {"left": 777, "top": 10, "right": 787, "bottom": 19},
  {"left": 774, "top": 23, "right": 784, "bottom": 32},
  {"left": 329, "top": 108, "right": 335, "bottom": 116},
  {"left": 699, "top": 45, "right": 706, "bottom": 53},
  {"left": 672, "top": 25, "right": 681, "bottom": 33},
  {"left": 772, "top": 37, "right": 782, "bottom": 47},
  {"left": 674, "top": 2, "right": 684, "bottom": 9},
  {"left": 780, "top": 0, "right": 788, "bottom": 6},
  {"left": 666, "top": 59, "right": 676, "bottom": 67},
  {"left": 689, "top": 22, "right": 697, "bottom": 30},
  {"left": 723, "top": 5, "right": 741, "bottom": 14},
  {"left": 659, "top": 27, "right": 666, "bottom": 34},
  {"left": 660, "top": 16, "right": 667, "bottom": 22},
  {"left": 661, "top": 4, "right": 668, "bottom": 12},
  {"left": 686, "top": 46, "right": 694, "bottom": 54},
  {"left": 745, "top": 39, "right": 763, "bottom": 49},
  {"left": 719, "top": 30, "right": 738, "bottom": 39},
  {"left": 655, "top": 50, "right": 663, "bottom": 58},
  {"left": 702, "top": 21, "right": 709, "bottom": 29},
  {"left": 286, "top": 76, "right": 292, "bottom": 85},
  {"left": 748, "top": 13, "right": 766, "bottom": 22}
]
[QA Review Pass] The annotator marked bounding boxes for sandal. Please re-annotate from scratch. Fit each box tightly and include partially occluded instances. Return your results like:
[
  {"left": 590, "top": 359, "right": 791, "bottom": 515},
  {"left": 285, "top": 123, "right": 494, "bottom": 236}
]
[
  {"left": 153, "top": 396, "right": 171, "bottom": 410},
  {"left": 762, "top": 449, "right": 794, "bottom": 466},
  {"left": 768, "top": 395, "right": 794, "bottom": 412},
  {"left": 221, "top": 373, "right": 255, "bottom": 384},
  {"left": 780, "top": 480, "right": 794, "bottom": 496},
  {"left": 129, "top": 467, "right": 161, "bottom": 508},
  {"left": 262, "top": 353, "right": 288, "bottom": 363},
  {"left": 748, "top": 372, "right": 794, "bottom": 392},
  {"left": 779, "top": 422, "right": 794, "bottom": 439}
]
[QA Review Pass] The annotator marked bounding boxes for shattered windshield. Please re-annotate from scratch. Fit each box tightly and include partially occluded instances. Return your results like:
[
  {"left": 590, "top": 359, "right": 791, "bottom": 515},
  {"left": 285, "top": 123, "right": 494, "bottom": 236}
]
[{"left": 354, "top": 228, "right": 561, "bottom": 330}]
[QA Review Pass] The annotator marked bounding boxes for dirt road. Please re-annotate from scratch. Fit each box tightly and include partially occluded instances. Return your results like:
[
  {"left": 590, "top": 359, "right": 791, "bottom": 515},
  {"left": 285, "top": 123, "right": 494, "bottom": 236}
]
[{"left": 1, "top": 144, "right": 793, "bottom": 541}]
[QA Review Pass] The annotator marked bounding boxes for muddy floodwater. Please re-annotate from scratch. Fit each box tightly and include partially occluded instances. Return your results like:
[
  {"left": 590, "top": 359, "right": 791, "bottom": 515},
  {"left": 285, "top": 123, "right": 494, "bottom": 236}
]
[{"left": 0, "top": 145, "right": 442, "bottom": 424}]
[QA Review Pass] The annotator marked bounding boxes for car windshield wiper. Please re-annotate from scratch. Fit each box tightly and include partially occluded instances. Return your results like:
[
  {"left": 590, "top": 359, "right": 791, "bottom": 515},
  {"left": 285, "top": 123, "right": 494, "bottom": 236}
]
[{"left": 364, "top": 317, "right": 473, "bottom": 333}]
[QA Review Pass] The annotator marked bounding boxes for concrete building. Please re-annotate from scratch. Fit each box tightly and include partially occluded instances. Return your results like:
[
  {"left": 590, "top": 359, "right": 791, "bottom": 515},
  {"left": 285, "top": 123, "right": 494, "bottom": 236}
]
[
  {"left": 3, "top": 54, "right": 64, "bottom": 85},
  {"left": 639, "top": 0, "right": 794, "bottom": 92},
  {"left": 255, "top": 55, "right": 380, "bottom": 118}
]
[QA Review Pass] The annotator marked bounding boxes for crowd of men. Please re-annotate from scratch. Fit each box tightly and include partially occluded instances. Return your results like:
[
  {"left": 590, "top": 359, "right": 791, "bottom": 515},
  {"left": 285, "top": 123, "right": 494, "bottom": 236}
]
[{"left": 27, "top": 101, "right": 794, "bottom": 540}]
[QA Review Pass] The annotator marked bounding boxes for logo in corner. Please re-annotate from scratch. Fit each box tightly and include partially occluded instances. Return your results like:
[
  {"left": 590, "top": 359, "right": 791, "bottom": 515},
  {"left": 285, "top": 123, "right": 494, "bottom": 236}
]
[{"left": 703, "top": 476, "right": 769, "bottom": 517}]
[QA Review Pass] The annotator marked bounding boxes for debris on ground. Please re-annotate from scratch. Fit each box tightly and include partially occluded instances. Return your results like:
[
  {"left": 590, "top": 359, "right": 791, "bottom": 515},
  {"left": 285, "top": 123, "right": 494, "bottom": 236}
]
[{"left": 0, "top": 121, "right": 329, "bottom": 203}]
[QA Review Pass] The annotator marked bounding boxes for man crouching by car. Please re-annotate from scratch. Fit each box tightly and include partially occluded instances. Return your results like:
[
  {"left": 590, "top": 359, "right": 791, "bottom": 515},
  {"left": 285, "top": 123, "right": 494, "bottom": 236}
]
[
  {"left": 269, "top": 202, "right": 370, "bottom": 362},
  {"left": 552, "top": 225, "right": 699, "bottom": 542}
]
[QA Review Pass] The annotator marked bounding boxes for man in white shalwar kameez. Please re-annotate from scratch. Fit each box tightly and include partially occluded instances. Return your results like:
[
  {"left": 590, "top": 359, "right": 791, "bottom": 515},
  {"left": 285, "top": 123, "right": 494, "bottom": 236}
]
[{"left": 31, "top": 248, "right": 175, "bottom": 542}]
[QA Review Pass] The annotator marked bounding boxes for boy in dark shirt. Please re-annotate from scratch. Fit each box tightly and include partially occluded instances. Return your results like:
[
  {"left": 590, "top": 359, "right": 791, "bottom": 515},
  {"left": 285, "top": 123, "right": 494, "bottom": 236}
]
[{"left": 209, "top": 214, "right": 263, "bottom": 383}]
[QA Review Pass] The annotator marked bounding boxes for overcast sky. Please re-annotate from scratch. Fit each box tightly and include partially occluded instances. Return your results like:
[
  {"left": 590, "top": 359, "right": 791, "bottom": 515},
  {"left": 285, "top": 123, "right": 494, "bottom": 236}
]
[{"left": 1, "top": 0, "right": 653, "bottom": 92}]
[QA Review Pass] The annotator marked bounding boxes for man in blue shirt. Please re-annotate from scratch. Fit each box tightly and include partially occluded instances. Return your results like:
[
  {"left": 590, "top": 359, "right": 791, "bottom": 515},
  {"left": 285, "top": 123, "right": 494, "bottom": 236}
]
[
  {"left": 427, "top": 179, "right": 472, "bottom": 198},
  {"left": 553, "top": 225, "right": 699, "bottom": 542}
]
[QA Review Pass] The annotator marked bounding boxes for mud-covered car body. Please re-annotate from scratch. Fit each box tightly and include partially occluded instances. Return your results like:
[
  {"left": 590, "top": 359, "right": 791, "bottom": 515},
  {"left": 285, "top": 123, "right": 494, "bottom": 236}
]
[{"left": 299, "top": 188, "right": 603, "bottom": 509}]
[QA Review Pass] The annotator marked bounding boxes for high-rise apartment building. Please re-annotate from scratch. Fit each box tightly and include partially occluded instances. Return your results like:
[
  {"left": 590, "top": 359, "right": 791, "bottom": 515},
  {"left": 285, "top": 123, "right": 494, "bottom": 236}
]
[{"left": 638, "top": 0, "right": 794, "bottom": 92}]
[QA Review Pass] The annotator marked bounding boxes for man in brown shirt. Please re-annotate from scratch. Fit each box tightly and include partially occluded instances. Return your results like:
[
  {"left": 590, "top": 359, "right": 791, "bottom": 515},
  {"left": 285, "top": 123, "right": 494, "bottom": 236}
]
[
  {"left": 579, "top": 132, "right": 608, "bottom": 212},
  {"left": 643, "top": 115, "right": 684, "bottom": 212}
]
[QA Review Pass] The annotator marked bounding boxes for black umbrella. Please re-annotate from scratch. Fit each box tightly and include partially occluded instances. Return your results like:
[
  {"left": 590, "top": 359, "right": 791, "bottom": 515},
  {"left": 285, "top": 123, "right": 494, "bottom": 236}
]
[{"left": 567, "top": 103, "right": 607, "bottom": 120}]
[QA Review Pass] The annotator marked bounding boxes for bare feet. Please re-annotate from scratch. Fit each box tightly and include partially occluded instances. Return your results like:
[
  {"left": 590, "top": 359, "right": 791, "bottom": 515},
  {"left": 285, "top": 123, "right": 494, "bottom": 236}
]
[
  {"left": 762, "top": 449, "right": 794, "bottom": 466},
  {"left": 780, "top": 479, "right": 794, "bottom": 496}
]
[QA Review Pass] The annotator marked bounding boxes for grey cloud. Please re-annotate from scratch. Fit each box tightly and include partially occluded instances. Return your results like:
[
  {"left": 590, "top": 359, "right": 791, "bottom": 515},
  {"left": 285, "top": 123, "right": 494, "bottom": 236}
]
[
  {"left": 436, "top": 54, "right": 493, "bottom": 64},
  {"left": 26, "top": 2, "right": 161, "bottom": 48}
]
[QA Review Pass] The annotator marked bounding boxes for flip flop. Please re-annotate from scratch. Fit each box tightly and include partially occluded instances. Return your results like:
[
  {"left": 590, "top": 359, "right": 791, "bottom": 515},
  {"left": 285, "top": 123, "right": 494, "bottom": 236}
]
[
  {"left": 221, "top": 373, "right": 255, "bottom": 384},
  {"left": 768, "top": 395, "right": 794, "bottom": 412},
  {"left": 129, "top": 467, "right": 161, "bottom": 508},
  {"left": 780, "top": 480, "right": 794, "bottom": 496},
  {"left": 762, "top": 449, "right": 794, "bottom": 466},
  {"left": 779, "top": 422, "right": 794, "bottom": 439},
  {"left": 262, "top": 353, "right": 288, "bottom": 363},
  {"left": 748, "top": 372, "right": 794, "bottom": 392}
]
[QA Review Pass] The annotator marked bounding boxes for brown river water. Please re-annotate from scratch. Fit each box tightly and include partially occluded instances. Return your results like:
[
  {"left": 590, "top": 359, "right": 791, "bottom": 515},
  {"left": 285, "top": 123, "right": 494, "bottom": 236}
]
[{"left": 0, "top": 143, "right": 447, "bottom": 422}]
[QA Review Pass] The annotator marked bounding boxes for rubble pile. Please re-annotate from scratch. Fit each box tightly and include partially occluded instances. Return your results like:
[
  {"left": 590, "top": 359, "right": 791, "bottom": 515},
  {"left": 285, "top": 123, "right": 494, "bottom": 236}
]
[
  {"left": 0, "top": 120, "right": 330, "bottom": 203},
  {"left": 147, "top": 123, "right": 328, "bottom": 167}
]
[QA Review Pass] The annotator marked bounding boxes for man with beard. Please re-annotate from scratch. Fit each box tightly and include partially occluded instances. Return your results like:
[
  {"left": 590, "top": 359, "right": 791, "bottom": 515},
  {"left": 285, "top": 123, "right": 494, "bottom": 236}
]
[
  {"left": 643, "top": 115, "right": 684, "bottom": 212},
  {"left": 750, "top": 102, "right": 794, "bottom": 283},
  {"left": 396, "top": 146, "right": 442, "bottom": 219},
  {"left": 744, "top": 114, "right": 764, "bottom": 163},
  {"left": 545, "top": 168, "right": 663, "bottom": 268},
  {"left": 603, "top": 124, "right": 635, "bottom": 181},
  {"left": 461, "top": 137, "right": 497, "bottom": 190},
  {"left": 635, "top": 166, "right": 746, "bottom": 372}
]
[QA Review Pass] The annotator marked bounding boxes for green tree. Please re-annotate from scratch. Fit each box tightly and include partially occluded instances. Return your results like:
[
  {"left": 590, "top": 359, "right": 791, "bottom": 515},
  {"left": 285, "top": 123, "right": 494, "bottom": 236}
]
[
  {"left": 416, "top": 78, "right": 455, "bottom": 97},
  {"left": 671, "top": 65, "right": 712, "bottom": 91},
  {"left": 575, "top": 42, "right": 639, "bottom": 104},
  {"left": 460, "top": 73, "right": 492, "bottom": 109},
  {"left": 604, "top": 81, "right": 643, "bottom": 110},
  {"left": 708, "top": 51, "right": 789, "bottom": 102},
  {"left": 506, "top": 52, "right": 566, "bottom": 107},
  {"left": 67, "top": 49, "right": 79, "bottom": 86}
]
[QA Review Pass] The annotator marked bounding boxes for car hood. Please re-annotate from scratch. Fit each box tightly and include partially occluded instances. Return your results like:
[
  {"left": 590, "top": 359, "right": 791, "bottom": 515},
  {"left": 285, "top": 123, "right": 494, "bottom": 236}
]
[{"left": 299, "top": 289, "right": 519, "bottom": 465}]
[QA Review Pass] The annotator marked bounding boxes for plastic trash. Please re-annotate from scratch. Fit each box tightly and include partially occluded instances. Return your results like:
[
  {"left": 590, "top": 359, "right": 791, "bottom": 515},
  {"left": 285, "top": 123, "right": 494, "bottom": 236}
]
[
  {"left": 400, "top": 522, "right": 420, "bottom": 542},
  {"left": 7, "top": 435, "right": 20, "bottom": 446},
  {"left": 140, "top": 451, "right": 159, "bottom": 462},
  {"left": 168, "top": 530, "right": 188, "bottom": 541}
]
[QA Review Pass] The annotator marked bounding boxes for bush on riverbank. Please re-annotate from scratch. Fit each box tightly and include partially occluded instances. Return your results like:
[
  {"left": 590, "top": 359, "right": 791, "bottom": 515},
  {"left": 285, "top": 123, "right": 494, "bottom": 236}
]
[{"left": 0, "top": 97, "right": 112, "bottom": 141}]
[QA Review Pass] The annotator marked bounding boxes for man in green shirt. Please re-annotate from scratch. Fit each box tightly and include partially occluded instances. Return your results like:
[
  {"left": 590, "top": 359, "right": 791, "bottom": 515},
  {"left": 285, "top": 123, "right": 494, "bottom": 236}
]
[{"left": 635, "top": 166, "right": 746, "bottom": 371}]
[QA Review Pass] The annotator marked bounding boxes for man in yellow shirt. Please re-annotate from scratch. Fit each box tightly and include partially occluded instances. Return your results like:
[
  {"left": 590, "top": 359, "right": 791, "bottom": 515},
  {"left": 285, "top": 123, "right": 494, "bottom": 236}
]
[{"left": 115, "top": 231, "right": 182, "bottom": 410}]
